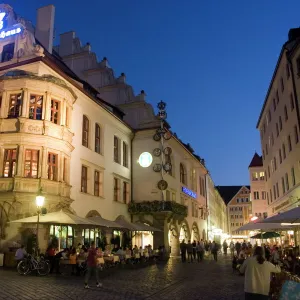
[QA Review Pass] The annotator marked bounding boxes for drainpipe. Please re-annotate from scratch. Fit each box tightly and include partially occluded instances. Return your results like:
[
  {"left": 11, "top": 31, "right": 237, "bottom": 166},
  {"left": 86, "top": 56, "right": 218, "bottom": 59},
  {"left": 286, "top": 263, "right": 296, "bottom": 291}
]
[{"left": 287, "top": 51, "right": 300, "bottom": 130}]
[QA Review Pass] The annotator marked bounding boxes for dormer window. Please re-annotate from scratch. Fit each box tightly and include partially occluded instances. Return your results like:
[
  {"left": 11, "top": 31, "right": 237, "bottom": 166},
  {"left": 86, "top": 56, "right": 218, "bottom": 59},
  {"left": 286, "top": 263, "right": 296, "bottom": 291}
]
[{"left": 1, "top": 43, "right": 14, "bottom": 62}]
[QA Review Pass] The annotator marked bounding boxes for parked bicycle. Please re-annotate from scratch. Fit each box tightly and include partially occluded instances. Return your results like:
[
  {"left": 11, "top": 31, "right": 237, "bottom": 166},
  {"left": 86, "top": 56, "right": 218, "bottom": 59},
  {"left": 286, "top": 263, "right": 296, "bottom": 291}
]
[{"left": 17, "top": 254, "right": 50, "bottom": 276}]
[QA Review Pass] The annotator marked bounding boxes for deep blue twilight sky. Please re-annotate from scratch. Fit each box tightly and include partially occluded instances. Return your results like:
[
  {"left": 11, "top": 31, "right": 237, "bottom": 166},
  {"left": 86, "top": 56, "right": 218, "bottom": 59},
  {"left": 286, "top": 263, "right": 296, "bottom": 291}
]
[{"left": 5, "top": 1, "right": 300, "bottom": 185}]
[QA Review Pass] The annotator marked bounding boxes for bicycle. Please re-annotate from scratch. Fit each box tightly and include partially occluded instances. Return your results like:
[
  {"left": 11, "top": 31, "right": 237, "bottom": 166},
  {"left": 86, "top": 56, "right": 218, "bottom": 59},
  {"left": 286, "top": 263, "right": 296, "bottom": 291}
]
[{"left": 17, "top": 254, "right": 50, "bottom": 276}]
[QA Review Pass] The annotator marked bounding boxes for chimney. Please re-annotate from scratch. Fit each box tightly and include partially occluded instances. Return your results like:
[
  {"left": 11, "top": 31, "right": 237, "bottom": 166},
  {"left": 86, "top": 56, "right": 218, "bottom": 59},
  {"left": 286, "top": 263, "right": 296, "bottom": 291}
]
[
  {"left": 36, "top": 5, "right": 55, "bottom": 54},
  {"left": 288, "top": 28, "right": 300, "bottom": 41}
]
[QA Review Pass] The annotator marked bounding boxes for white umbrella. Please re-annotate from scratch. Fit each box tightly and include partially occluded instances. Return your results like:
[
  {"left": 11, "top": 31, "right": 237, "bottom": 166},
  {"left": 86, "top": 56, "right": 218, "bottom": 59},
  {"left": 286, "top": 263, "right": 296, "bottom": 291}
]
[
  {"left": 88, "top": 216, "right": 125, "bottom": 229},
  {"left": 237, "top": 221, "right": 295, "bottom": 231},
  {"left": 134, "top": 222, "right": 161, "bottom": 232},
  {"left": 10, "top": 210, "right": 99, "bottom": 226},
  {"left": 261, "top": 207, "right": 300, "bottom": 224}
]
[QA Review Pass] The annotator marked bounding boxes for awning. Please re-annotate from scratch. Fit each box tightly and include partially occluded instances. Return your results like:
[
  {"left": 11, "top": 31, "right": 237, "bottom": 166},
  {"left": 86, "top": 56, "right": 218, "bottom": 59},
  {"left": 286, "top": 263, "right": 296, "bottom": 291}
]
[
  {"left": 9, "top": 210, "right": 99, "bottom": 226},
  {"left": 88, "top": 216, "right": 125, "bottom": 229},
  {"left": 115, "top": 217, "right": 161, "bottom": 232},
  {"left": 261, "top": 207, "right": 300, "bottom": 224},
  {"left": 236, "top": 221, "right": 292, "bottom": 231}
]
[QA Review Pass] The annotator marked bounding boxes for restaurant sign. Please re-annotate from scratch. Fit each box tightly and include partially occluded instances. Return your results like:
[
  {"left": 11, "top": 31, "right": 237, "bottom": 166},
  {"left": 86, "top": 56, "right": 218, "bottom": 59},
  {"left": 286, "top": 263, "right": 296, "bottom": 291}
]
[
  {"left": 0, "top": 11, "right": 22, "bottom": 39},
  {"left": 182, "top": 187, "right": 197, "bottom": 199}
]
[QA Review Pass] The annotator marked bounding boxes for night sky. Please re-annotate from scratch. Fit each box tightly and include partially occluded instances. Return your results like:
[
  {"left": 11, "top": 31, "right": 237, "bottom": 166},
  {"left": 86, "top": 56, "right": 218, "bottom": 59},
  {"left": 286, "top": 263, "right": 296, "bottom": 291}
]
[{"left": 5, "top": 0, "right": 300, "bottom": 185}]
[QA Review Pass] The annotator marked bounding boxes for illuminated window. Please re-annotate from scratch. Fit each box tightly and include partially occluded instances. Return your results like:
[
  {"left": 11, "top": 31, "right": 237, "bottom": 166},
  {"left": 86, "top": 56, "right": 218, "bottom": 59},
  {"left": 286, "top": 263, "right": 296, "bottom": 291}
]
[
  {"left": 82, "top": 115, "right": 89, "bottom": 148},
  {"left": 254, "top": 192, "right": 259, "bottom": 200},
  {"left": 7, "top": 93, "right": 22, "bottom": 118},
  {"left": 24, "top": 150, "right": 39, "bottom": 178},
  {"left": 252, "top": 172, "right": 258, "bottom": 181},
  {"left": 47, "top": 153, "right": 58, "bottom": 181},
  {"left": 29, "top": 95, "right": 43, "bottom": 120},
  {"left": 81, "top": 166, "right": 87, "bottom": 193},
  {"left": 3, "top": 149, "right": 16, "bottom": 177},
  {"left": 259, "top": 172, "right": 265, "bottom": 180},
  {"left": 50, "top": 99, "right": 60, "bottom": 124}
]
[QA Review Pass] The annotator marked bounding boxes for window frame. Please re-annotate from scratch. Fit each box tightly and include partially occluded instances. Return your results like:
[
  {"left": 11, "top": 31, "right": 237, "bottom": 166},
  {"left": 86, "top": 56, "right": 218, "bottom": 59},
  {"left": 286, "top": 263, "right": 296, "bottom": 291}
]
[
  {"left": 123, "top": 181, "right": 129, "bottom": 204},
  {"left": 3, "top": 149, "right": 17, "bottom": 177},
  {"left": 50, "top": 99, "right": 60, "bottom": 125},
  {"left": 47, "top": 152, "right": 58, "bottom": 181},
  {"left": 81, "top": 166, "right": 88, "bottom": 193},
  {"left": 180, "top": 163, "right": 186, "bottom": 185},
  {"left": 7, "top": 93, "right": 22, "bottom": 119},
  {"left": 113, "top": 177, "right": 120, "bottom": 201},
  {"left": 114, "top": 136, "right": 120, "bottom": 164},
  {"left": 122, "top": 141, "right": 128, "bottom": 168},
  {"left": 82, "top": 115, "right": 89, "bottom": 148},
  {"left": 29, "top": 94, "right": 43, "bottom": 120},
  {"left": 95, "top": 123, "right": 101, "bottom": 154},
  {"left": 24, "top": 149, "right": 39, "bottom": 178}
]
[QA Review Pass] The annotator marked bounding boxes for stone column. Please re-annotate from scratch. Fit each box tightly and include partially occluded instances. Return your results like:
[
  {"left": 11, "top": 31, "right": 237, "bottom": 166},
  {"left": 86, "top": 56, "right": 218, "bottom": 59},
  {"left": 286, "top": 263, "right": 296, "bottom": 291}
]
[
  {"left": 0, "top": 91, "right": 8, "bottom": 118},
  {"left": 44, "top": 92, "right": 51, "bottom": 121},
  {"left": 16, "top": 145, "right": 24, "bottom": 177},
  {"left": 60, "top": 99, "right": 66, "bottom": 126},
  {"left": 40, "top": 146, "right": 48, "bottom": 179},
  {"left": 20, "top": 88, "right": 28, "bottom": 118}
]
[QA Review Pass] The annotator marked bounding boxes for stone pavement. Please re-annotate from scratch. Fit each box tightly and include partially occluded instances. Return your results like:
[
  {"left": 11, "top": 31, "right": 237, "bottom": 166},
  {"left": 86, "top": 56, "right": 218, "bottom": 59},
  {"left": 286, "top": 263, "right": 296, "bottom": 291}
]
[{"left": 0, "top": 256, "right": 244, "bottom": 300}]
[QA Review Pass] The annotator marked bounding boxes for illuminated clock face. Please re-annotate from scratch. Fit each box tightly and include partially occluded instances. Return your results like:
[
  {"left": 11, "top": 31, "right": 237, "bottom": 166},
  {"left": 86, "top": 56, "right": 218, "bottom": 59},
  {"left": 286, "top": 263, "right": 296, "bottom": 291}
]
[{"left": 138, "top": 152, "right": 153, "bottom": 168}]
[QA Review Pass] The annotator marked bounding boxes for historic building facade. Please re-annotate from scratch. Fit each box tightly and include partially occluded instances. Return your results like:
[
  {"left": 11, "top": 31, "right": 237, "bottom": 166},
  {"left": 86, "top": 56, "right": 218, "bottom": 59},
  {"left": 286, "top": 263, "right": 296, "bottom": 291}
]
[
  {"left": 0, "top": 4, "right": 228, "bottom": 254},
  {"left": 248, "top": 153, "right": 268, "bottom": 219},
  {"left": 217, "top": 186, "right": 251, "bottom": 238},
  {"left": 257, "top": 28, "right": 300, "bottom": 216},
  {"left": 0, "top": 4, "right": 132, "bottom": 251}
]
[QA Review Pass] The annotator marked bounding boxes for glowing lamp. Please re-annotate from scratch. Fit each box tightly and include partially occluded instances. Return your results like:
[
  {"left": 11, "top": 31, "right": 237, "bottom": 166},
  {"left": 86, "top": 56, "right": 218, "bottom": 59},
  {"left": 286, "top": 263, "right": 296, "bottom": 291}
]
[
  {"left": 251, "top": 216, "right": 258, "bottom": 221},
  {"left": 138, "top": 152, "right": 153, "bottom": 168},
  {"left": 36, "top": 195, "right": 45, "bottom": 207}
]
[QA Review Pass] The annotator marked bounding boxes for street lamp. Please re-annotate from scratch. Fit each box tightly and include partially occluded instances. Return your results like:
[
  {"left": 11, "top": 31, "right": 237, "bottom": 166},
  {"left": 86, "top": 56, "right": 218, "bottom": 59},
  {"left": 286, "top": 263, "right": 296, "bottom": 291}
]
[{"left": 35, "top": 191, "right": 45, "bottom": 255}]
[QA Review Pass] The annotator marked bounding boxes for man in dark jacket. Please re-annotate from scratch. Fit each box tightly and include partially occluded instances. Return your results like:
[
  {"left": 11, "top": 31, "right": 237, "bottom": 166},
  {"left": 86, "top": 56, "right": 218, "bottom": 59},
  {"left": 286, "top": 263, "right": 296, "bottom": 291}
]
[
  {"left": 187, "top": 240, "right": 193, "bottom": 263},
  {"left": 180, "top": 240, "right": 187, "bottom": 262}
]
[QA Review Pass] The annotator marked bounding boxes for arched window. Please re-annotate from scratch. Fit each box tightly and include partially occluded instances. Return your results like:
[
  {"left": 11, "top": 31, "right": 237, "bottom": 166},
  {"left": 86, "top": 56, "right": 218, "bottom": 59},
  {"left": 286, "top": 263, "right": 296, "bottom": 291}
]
[
  {"left": 165, "top": 153, "right": 172, "bottom": 176},
  {"left": 95, "top": 123, "right": 101, "bottom": 153},
  {"left": 82, "top": 115, "right": 89, "bottom": 147},
  {"left": 180, "top": 163, "right": 186, "bottom": 185}
]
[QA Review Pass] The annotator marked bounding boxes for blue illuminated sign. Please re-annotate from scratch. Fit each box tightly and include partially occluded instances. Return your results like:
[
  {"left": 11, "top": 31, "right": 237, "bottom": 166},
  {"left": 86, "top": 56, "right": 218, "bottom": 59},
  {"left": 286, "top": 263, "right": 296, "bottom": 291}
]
[
  {"left": 0, "top": 11, "right": 22, "bottom": 39},
  {"left": 182, "top": 187, "right": 197, "bottom": 199},
  {"left": 0, "top": 27, "right": 21, "bottom": 39}
]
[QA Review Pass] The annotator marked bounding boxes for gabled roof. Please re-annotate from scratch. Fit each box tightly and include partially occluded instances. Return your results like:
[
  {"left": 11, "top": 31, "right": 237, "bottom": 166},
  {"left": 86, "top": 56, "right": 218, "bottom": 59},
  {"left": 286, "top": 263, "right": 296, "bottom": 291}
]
[
  {"left": 248, "top": 152, "right": 263, "bottom": 168},
  {"left": 216, "top": 185, "right": 250, "bottom": 205}
]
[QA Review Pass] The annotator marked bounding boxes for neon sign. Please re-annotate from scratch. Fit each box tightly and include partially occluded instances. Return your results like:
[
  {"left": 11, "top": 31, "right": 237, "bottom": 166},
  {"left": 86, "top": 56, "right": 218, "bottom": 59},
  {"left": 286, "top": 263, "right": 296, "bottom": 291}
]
[
  {"left": 182, "top": 186, "right": 197, "bottom": 199},
  {"left": 0, "top": 12, "right": 5, "bottom": 30},
  {"left": 0, "top": 11, "right": 22, "bottom": 39},
  {"left": 0, "top": 27, "right": 21, "bottom": 39}
]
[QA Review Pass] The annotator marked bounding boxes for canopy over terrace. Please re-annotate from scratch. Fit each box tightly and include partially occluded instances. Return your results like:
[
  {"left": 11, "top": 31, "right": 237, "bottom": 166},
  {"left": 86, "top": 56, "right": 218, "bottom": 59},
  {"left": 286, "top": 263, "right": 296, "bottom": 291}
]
[
  {"left": 236, "top": 221, "right": 294, "bottom": 232},
  {"left": 9, "top": 210, "right": 100, "bottom": 226},
  {"left": 261, "top": 207, "right": 300, "bottom": 224},
  {"left": 87, "top": 216, "right": 125, "bottom": 229},
  {"left": 115, "top": 217, "right": 161, "bottom": 232}
]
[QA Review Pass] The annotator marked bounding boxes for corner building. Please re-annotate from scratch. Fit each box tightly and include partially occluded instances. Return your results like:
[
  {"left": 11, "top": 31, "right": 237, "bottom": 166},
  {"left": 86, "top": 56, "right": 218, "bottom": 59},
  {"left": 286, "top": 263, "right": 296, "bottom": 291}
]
[{"left": 257, "top": 28, "right": 300, "bottom": 216}]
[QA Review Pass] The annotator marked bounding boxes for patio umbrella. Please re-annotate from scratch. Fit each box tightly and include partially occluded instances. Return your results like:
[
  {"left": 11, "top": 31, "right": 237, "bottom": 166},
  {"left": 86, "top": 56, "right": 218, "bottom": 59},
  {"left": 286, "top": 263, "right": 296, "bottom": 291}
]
[
  {"left": 134, "top": 222, "right": 161, "bottom": 232},
  {"left": 250, "top": 232, "right": 281, "bottom": 239},
  {"left": 9, "top": 210, "right": 99, "bottom": 226},
  {"left": 88, "top": 216, "right": 125, "bottom": 229},
  {"left": 236, "top": 221, "right": 295, "bottom": 231},
  {"left": 261, "top": 207, "right": 300, "bottom": 224}
]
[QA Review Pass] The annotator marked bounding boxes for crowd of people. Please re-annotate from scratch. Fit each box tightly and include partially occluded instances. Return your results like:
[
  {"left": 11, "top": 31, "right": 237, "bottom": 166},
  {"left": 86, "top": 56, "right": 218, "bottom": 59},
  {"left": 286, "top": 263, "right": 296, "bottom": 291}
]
[{"left": 179, "top": 239, "right": 220, "bottom": 262}]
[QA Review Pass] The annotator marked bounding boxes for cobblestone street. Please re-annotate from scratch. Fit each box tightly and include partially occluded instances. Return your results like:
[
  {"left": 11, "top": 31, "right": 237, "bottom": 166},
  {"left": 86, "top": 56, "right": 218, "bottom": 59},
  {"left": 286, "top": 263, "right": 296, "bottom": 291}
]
[{"left": 0, "top": 256, "right": 244, "bottom": 300}]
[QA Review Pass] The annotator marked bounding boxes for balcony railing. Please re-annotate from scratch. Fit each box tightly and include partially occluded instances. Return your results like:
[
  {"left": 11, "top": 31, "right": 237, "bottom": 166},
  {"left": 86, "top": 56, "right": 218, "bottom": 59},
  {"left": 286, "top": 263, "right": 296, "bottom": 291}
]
[{"left": 128, "top": 201, "right": 188, "bottom": 217}]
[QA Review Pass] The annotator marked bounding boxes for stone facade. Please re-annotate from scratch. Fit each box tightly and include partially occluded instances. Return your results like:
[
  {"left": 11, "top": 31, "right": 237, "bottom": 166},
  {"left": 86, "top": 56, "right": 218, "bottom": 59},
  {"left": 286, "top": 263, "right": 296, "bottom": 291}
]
[{"left": 257, "top": 28, "right": 300, "bottom": 217}]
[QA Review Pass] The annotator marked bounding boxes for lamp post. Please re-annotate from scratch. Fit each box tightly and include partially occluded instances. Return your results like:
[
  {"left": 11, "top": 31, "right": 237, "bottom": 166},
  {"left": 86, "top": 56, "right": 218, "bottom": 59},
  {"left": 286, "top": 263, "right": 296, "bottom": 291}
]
[{"left": 35, "top": 191, "right": 45, "bottom": 255}]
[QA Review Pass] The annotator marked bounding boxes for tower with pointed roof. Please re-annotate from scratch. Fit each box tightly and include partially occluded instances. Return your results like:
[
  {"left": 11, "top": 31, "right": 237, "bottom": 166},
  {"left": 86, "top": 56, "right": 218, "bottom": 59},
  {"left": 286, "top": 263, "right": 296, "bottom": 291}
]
[{"left": 248, "top": 153, "right": 268, "bottom": 219}]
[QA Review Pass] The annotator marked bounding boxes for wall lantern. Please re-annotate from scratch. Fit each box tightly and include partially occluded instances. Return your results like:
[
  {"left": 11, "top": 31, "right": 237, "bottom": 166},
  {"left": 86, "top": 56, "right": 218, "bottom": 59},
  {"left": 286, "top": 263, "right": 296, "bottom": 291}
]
[{"left": 138, "top": 152, "right": 153, "bottom": 168}]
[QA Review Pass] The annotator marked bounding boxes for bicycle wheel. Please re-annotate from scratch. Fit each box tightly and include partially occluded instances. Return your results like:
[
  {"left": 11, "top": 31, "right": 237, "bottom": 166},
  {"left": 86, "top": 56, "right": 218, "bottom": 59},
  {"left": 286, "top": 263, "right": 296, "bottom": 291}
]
[
  {"left": 37, "top": 261, "right": 50, "bottom": 276},
  {"left": 17, "top": 260, "right": 30, "bottom": 275}
]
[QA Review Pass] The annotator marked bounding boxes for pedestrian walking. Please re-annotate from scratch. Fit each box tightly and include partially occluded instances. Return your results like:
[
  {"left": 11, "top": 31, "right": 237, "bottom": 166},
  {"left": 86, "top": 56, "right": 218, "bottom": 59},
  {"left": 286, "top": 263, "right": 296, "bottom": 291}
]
[
  {"left": 180, "top": 239, "right": 187, "bottom": 263},
  {"left": 222, "top": 240, "right": 228, "bottom": 255},
  {"left": 196, "top": 240, "right": 205, "bottom": 262},
  {"left": 211, "top": 241, "right": 219, "bottom": 261},
  {"left": 235, "top": 241, "right": 241, "bottom": 256},
  {"left": 84, "top": 241, "right": 102, "bottom": 289},
  {"left": 230, "top": 241, "right": 235, "bottom": 258},
  {"left": 240, "top": 246, "right": 281, "bottom": 299},
  {"left": 187, "top": 240, "right": 193, "bottom": 263},
  {"left": 192, "top": 240, "right": 197, "bottom": 260}
]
